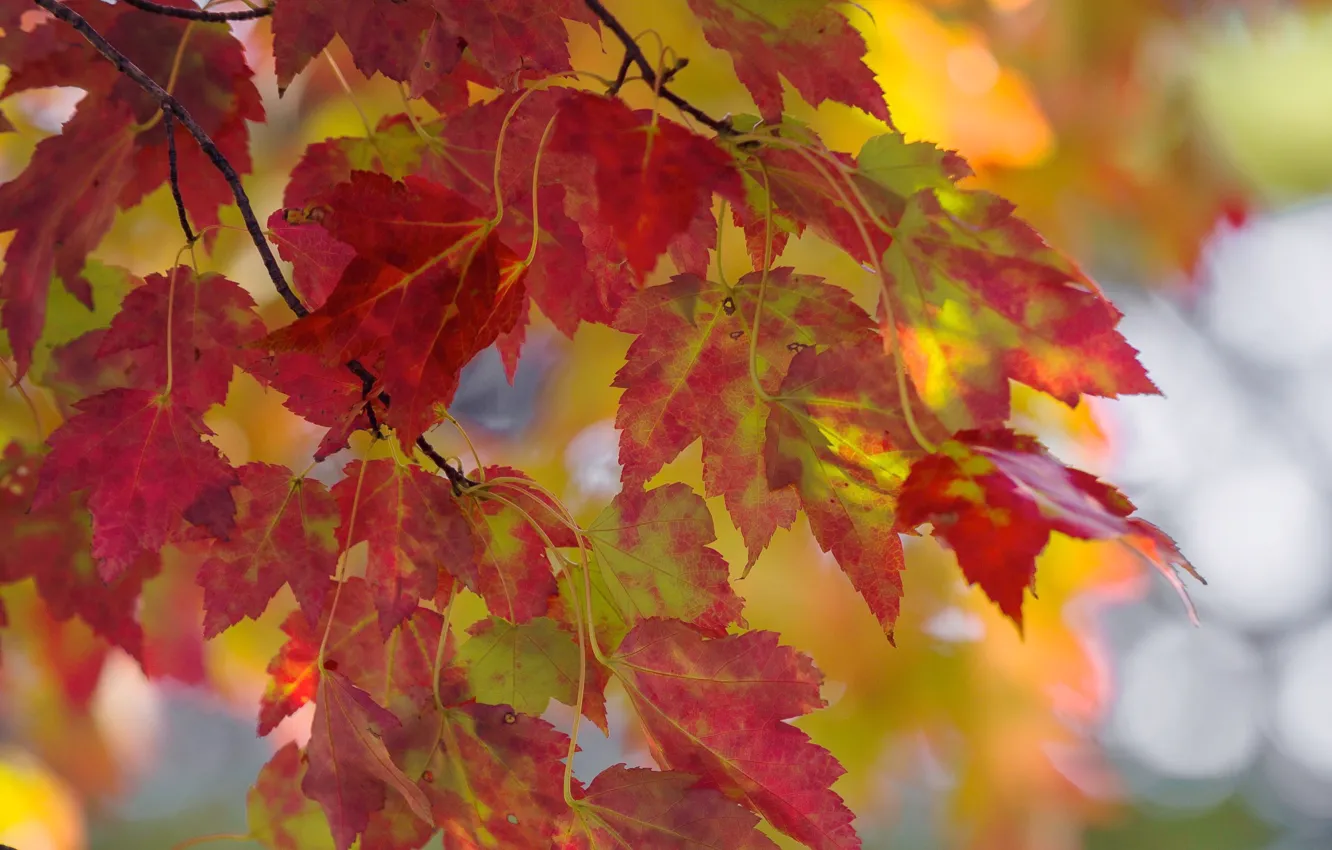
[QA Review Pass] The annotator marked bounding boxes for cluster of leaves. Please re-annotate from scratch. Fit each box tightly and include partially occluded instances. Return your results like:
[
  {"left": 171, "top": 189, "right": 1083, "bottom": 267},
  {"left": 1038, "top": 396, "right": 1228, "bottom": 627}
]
[{"left": 0, "top": 1, "right": 1206, "bottom": 848}]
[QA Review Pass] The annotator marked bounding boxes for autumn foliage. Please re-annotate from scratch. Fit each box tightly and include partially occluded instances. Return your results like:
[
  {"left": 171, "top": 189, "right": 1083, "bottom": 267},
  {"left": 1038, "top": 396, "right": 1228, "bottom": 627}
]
[{"left": 0, "top": 1, "right": 1205, "bottom": 848}]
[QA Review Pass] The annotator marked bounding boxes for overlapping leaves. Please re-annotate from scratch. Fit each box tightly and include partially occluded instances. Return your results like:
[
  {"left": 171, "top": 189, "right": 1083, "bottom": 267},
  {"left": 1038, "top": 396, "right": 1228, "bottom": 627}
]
[{"left": 0, "top": 2, "right": 1204, "bottom": 850}]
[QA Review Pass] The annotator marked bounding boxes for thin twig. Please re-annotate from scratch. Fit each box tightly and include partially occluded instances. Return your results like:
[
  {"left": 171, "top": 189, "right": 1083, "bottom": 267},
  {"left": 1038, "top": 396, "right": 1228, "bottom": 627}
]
[
  {"left": 583, "top": 0, "right": 734, "bottom": 136},
  {"left": 33, "top": 0, "right": 471, "bottom": 484},
  {"left": 120, "top": 0, "right": 272, "bottom": 22},
  {"left": 162, "top": 108, "right": 196, "bottom": 244},
  {"left": 607, "top": 51, "right": 634, "bottom": 95}
]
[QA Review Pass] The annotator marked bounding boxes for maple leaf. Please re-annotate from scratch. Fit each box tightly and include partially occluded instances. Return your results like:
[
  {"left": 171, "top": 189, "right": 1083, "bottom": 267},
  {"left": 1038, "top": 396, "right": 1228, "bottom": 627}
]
[
  {"left": 263, "top": 172, "right": 527, "bottom": 448},
  {"left": 765, "top": 339, "right": 948, "bottom": 639},
  {"left": 0, "top": 103, "right": 136, "bottom": 376},
  {"left": 550, "top": 92, "right": 745, "bottom": 281},
  {"left": 740, "top": 130, "right": 1156, "bottom": 430},
  {"left": 432, "top": 0, "right": 597, "bottom": 81},
  {"left": 423, "top": 89, "right": 630, "bottom": 338},
  {"left": 392, "top": 701, "right": 571, "bottom": 848},
  {"left": 33, "top": 389, "right": 238, "bottom": 580},
  {"left": 896, "top": 428, "right": 1205, "bottom": 629},
  {"left": 258, "top": 577, "right": 463, "bottom": 735},
  {"left": 248, "top": 743, "right": 337, "bottom": 850},
  {"left": 304, "top": 670, "right": 433, "bottom": 850},
  {"left": 266, "top": 208, "right": 355, "bottom": 311},
  {"left": 585, "top": 483, "right": 743, "bottom": 636},
  {"left": 195, "top": 463, "right": 339, "bottom": 639},
  {"left": 271, "top": 0, "right": 439, "bottom": 92},
  {"left": 462, "top": 466, "right": 571, "bottom": 623},
  {"left": 1, "top": 442, "right": 157, "bottom": 661},
  {"left": 613, "top": 270, "right": 875, "bottom": 565},
  {"left": 560, "top": 765, "right": 779, "bottom": 850},
  {"left": 881, "top": 180, "right": 1158, "bottom": 430},
  {"left": 611, "top": 618, "right": 858, "bottom": 850},
  {"left": 731, "top": 193, "right": 803, "bottom": 271},
  {"left": 96, "top": 266, "right": 266, "bottom": 414},
  {"left": 458, "top": 615, "right": 580, "bottom": 717},
  {"left": 685, "top": 0, "right": 889, "bottom": 124},
  {"left": 333, "top": 459, "right": 477, "bottom": 636}
]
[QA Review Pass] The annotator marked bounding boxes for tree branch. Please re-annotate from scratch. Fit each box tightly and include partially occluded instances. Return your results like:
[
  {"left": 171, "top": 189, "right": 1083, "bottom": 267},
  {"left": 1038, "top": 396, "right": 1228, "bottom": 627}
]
[
  {"left": 32, "top": 0, "right": 300, "bottom": 315},
  {"left": 162, "top": 108, "right": 197, "bottom": 244},
  {"left": 120, "top": 0, "right": 272, "bottom": 22},
  {"left": 583, "top": 0, "right": 734, "bottom": 136},
  {"left": 32, "top": 0, "right": 473, "bottom": 487}
]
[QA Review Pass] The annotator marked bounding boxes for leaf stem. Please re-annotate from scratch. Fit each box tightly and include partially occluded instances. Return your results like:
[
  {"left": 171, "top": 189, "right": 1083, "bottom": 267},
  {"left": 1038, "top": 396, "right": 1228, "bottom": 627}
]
[
  {"left": 746, "top": 161, "right": 777, "bottom": 405},
  {"left": 523, "top": 114, "right": 560, "bottom": 269},
  {"left": 490, "top": 89, "right": 541, "bottom": 228},
  {"left": 325, "top": 49, "right": 377, "bottom": 141}
]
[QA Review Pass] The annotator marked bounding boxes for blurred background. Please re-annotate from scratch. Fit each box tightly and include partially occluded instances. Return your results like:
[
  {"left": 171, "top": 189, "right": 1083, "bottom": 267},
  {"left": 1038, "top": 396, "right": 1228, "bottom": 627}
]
[{"left": 2, "top": 0, "right": 1332, "bottom": 848}]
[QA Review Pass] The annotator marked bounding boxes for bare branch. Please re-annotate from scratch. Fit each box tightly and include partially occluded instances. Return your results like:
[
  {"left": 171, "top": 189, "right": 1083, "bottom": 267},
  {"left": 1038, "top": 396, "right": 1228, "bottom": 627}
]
[
  {"left": 120, "top": 0, "right": 272, "bottom": 22},
  {"left": 583, "top": 0, "right": 734, "bottom": 136}
]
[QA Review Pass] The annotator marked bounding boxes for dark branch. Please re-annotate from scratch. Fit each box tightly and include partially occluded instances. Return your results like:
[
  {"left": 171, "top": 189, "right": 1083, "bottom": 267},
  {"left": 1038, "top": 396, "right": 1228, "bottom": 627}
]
[
  {"left": 415, "top": 436, "right": 473, "bottom": 494},
  {"left": 120, "top": 0, "right": 272, "bottom": 22},
  {"left": 32, "top": 0, "right": 301, "bottom": 315},
  {"left": 162, "top": 109, "right": 196, "bottom": 244},
  {"left": 34, "top": 0, "right": 472, "bottom": 485},
  {"left": 583, "top": 0, "right": 734, "bottom": 136},
  {"left": 607, "top": 51, "right": 634, "bottom": 96}
]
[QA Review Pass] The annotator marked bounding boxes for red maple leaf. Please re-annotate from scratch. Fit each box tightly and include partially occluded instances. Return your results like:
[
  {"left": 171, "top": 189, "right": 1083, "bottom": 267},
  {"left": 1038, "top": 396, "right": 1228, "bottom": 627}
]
[
  {"left": 272, "top": 0, "right": 440, "bottom": 92},
  {"left": 282, "top": 115, "right": 433, "bottom": 211},
  {"left": 432, "top": 0, "right": 597, "bottom": 81},
  {"left": 304, "top": 670, "right": 433, "bottom": 850},
  {"left": 195, "top": 463, "right": 339, "bottom": 639},
  {"left": 267, "top": 208, "right": 355, "bottom": 311},
  {"left": 550, "top": 92, "right": 745, "bottom": 281},
  {"left": 392, "top": 701, "right": 572, "bottom": 848},
  {"left": 33, "top": 389, "right": 238, "bottom": 580},
  {"left": 739, "top": 131, "right": 1156, "bottom": 430},
  {"left": 765, "top": 340, "right": 949, "bottom": 639},
  {"left": 1, "top": 442, "right": 157, "bottom": 662},
  {"left": 247, "top": 743, "right": 337, "bottom": 850},
  {"left": 611, "top": 618, "right": 858, "bottom": 850},
  {"left": 247, "top": 351, "right": 385, "bottom": 463},
  {"left": 897, "top": 428, "right": 1205, "bottom": 629},
  {"left": 257, "top": 576, "right": 464, "bottom": 734},
  {"left": 264, "top": 172, "right": 526, "bottom": 448},
  {"left": 461, "top": 466, "right": 571, "bottom": 623},
  {"left": 333, "top": 459, "right": 477, "bottom": 635},
  {"left": 422, "top": 89, "right": 633, "bottom": 339},
  {"left": 96, "top": 266, "right": 266, "bottom": 414},
  {"left": 685, "top": 0, "right": 889, "bottom": 124},
  {"left": 0, "top": 103, "right": 136, "bottom": 375},
  {"left": 560, "top": 765, "right": 778, "bottom": 849},
  {"left": 614, "top": 269, "right": 875, "bottom": 566}
]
